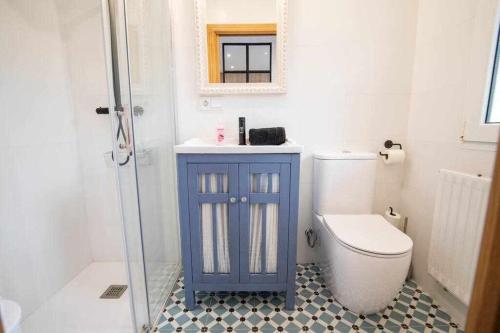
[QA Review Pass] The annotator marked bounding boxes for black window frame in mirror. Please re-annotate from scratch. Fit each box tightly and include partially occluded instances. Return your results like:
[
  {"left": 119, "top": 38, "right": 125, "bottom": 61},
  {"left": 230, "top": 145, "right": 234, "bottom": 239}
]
[{"left": 222, "top": 43, "right": 272, "bottom": 83}]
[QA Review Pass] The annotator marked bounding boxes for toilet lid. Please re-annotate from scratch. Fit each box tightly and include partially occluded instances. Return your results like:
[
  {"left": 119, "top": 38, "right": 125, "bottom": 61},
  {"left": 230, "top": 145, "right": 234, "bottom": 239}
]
[{"left": 323, "top": 214, "right": 413, "bottom": 255}]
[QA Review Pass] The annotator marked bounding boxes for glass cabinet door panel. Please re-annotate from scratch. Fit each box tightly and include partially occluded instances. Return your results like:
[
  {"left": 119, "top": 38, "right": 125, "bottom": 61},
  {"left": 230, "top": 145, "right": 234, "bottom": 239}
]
[
  {"left": 188, "top": 164, "right": 239, "bottom": 283},
  {"left": 240, "top": 164, "right": 290, "bottom": 284},
  {"left": 249, "top": 173, "right": 280, "bottom": 273}
]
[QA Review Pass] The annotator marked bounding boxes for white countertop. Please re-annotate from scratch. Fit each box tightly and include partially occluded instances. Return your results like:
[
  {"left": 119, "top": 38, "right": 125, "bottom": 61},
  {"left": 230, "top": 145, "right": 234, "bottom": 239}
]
[{"left": 174, "top": 138, "right": 303, "bottom": 154}]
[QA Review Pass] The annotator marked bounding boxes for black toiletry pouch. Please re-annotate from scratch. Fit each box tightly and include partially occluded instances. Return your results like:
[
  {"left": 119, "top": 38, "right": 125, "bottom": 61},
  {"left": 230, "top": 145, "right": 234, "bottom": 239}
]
[{"left": 249, "top": 127, "right": 286, "bottom": 145}]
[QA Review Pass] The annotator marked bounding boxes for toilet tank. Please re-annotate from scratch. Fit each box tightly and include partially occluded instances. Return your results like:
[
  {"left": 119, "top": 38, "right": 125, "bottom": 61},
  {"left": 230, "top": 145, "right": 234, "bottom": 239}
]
[{"left": 313, "top": 151, "right": 377, "bottom": 215}]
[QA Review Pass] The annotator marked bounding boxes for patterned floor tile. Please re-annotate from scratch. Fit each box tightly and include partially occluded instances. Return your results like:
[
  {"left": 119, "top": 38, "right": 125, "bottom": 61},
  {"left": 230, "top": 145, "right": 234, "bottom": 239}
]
[{"left": 154, "top": 264, "right": 463, "bottom": 333}]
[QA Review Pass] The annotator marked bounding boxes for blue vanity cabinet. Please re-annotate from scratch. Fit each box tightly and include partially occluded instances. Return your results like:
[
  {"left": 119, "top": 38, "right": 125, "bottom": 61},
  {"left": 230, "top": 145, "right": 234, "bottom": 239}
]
[{"left": 177, "top": 154, "right": 300, "bottom": 311}]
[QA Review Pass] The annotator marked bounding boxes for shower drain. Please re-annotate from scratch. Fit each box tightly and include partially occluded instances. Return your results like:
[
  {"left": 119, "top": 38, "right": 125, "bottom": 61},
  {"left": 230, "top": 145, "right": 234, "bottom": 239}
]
[{"left": 100, "top": 285, "right": 128, "bottom": 299}]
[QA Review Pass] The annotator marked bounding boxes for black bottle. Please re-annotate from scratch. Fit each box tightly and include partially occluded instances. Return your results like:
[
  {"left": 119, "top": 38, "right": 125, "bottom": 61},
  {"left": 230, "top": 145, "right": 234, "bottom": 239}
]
[{"left": 239, "top": 117, "right": 246, "bottom": 145}]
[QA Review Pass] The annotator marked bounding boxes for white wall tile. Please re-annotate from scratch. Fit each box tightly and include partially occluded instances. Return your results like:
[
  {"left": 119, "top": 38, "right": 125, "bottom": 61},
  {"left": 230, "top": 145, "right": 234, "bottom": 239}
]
[
  {"left": 416, "top": 0, "right": 478, "bottom": 43},
  {"left": 61, "top": 0, "right": 124, "bottom": 262},
  {"left": 0, "top": 0, "right": 93, "bottom": 319}
]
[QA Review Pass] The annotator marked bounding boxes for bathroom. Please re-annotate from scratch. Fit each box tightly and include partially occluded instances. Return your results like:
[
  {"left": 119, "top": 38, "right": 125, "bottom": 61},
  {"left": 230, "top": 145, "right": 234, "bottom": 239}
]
[{"left": 0, "top": 0, "right": 499, "bottom": 332}]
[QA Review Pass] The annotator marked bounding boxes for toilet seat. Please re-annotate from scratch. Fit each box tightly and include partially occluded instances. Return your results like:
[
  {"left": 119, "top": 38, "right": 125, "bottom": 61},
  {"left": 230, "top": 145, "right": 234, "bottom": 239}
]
[
  {"left": 313, "top": 213, "right": 413, "bottom": 314},
  {"left": 322, "top": 214, "right": 413, "bottom": 256}
]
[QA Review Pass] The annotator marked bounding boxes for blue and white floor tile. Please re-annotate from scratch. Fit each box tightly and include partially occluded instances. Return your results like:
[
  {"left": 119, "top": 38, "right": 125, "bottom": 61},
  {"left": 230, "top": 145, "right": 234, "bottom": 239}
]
[{"left": 154, "top": 263, "right": 463, "bottom": 333}]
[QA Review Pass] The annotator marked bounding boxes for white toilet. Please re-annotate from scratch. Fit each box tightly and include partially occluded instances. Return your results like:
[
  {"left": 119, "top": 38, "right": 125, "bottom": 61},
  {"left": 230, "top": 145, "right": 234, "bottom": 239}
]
[
  {"left": 312, "top": 151, "right": 413, "bottom": 314},
  {"left": 0, "top": 298, "right": 22, "bottom": 333}
]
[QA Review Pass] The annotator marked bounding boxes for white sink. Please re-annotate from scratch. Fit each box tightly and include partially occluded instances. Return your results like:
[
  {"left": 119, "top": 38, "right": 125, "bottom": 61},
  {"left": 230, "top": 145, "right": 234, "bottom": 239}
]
[{"left": 174, "top": 138, "right": 303, "bottom": 154}]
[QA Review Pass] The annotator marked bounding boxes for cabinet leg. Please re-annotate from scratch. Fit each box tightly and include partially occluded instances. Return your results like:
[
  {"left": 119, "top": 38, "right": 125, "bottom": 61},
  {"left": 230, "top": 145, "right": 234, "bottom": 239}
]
[
  {"left": 185, "top": 287, "right": 196, "bottom": 310},
  {"left": 285, "top": 287, "right": 296, "bottom": 311}
]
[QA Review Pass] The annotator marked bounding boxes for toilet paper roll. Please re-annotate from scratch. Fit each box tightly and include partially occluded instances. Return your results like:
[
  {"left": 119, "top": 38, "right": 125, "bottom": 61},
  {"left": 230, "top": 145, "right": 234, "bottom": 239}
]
[
  {"left": 382, "top": 149, "right": 405, "bottom": 165},
  {"left": 385, "top": 208, "right": 402, "bottom": 230}
]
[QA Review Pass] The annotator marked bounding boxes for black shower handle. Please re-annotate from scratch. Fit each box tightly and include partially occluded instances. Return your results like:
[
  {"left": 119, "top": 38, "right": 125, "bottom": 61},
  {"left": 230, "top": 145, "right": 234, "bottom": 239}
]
[{"left": 96, "top": 107, "right": 109, "bottom": 114}]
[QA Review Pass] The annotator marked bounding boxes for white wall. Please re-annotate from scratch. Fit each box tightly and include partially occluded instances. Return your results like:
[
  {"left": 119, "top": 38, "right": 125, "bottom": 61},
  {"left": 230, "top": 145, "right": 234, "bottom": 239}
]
[
  {"left": 57, "top": 0, "right": 124, "bottom": 262},
  {"left": 0, "top": 0, "right": 92, "bottom": 318},
  {"left": 206, "top": 0, "right": 276, "bottom": 24},
  {"left": 172, "top": 0, "right": 419, "bottom": 262},
  {"left": 402, "top": 0, "right": 499, "bottom": 325}
]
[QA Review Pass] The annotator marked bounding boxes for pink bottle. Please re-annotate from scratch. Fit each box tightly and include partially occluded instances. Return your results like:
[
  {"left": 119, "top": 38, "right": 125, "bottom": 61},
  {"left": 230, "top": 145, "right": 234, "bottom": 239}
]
[{"left": 216, "top": 125, "right": 225, "bottom": 144}]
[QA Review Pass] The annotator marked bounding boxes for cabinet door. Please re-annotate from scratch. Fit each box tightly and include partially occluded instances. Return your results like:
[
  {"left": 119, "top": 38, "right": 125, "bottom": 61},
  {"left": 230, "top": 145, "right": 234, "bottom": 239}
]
[
  {"left": 188, "top": 164, "right": 239, "bottom": 284},
  {"left": 239, "top": 163, "right": 290, "bottom": 284}
]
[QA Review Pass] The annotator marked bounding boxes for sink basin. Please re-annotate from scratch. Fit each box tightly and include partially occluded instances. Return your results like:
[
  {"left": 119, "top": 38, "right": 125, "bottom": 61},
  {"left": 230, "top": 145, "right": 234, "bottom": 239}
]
[{"left": 174, "top": 138, "right": 303, "bottom": 154}]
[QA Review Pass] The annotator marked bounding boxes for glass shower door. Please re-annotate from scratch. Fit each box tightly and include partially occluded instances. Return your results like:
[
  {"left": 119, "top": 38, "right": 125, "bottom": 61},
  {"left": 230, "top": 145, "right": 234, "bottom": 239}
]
[
  {"left": 102, "top": 0, "right": 180, "bottom": 331},
  {"left": 124, "top": 0, "right": 180, "bottom": 324}
]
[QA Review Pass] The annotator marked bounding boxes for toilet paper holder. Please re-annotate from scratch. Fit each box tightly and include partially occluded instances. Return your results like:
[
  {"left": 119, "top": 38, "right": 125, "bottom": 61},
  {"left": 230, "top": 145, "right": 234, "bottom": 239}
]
[{"left": 379, "top": 140, "right": 402, "bottom": 159}]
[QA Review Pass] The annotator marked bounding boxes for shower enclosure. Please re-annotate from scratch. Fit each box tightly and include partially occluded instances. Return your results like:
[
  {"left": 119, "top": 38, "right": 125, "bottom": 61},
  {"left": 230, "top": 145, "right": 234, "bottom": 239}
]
[
  {"left": 103, "top": 0, "right": 180, "bottom": 330},
  {"left": 0, "top": 0, "right": 179, "bottom": 332}
]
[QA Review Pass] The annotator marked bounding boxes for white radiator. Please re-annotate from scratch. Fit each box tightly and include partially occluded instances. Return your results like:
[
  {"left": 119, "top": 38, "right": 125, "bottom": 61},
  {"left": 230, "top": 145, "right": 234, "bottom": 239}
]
[{"left": 428, "top": 169, "right": 491, "bottom": 305}]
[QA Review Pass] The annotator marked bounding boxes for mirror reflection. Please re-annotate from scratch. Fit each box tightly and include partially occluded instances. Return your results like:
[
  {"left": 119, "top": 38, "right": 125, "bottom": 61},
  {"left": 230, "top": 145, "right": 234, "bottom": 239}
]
[{"left": 205, "top": 0, "right": 278, "bottom": 84}]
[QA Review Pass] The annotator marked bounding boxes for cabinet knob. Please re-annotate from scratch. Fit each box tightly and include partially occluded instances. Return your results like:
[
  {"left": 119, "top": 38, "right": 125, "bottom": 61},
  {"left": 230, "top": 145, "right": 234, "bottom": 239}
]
[
  {"left": 229, "top": 197, "right": 237, "bottom": 204},
  {"left": 240, "top": 196, "right": 248, "bottom": 203}
]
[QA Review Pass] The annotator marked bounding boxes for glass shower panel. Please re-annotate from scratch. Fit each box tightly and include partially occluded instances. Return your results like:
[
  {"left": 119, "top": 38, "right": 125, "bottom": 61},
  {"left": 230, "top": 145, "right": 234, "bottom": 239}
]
[
  {"left": 102, "top": 0, "right": 149, "bottom": 331},
  {"left": 103, "top": 0, "right": 179, "bottom": 330},
  {"left": 124, "top": 0, "right": 180, "bottom": 326}
]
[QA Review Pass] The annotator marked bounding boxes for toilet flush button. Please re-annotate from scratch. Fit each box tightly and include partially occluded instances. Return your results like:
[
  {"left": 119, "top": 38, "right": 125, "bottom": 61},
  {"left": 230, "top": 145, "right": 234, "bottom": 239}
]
[{"left": 342, "top": 150, "right": 352, "bottom": 154}]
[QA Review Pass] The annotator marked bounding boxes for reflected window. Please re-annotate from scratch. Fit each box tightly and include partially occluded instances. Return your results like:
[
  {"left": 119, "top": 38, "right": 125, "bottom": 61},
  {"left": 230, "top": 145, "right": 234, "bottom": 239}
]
[{"left": 221, "top": 42, "right": 272, "bottom": 83}]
